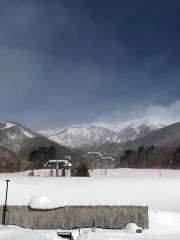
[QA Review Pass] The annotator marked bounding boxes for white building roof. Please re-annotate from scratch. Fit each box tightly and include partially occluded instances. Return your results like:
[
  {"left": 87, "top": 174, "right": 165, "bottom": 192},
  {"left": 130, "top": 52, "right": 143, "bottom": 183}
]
[{"left": 47, "top": 160, "right": 72, "bottom": 167}]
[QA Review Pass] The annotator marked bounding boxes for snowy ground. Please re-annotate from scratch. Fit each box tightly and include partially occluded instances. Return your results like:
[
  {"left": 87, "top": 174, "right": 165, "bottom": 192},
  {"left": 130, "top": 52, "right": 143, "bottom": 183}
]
[
  {"left": 1, "top": 211, "right": 180, "bottom": 240},
  {"left": 0, "top": 168, "right": 180, "bottom": 239},
  {"left": 0, "top": 225, "right": 59, "bottom": 240}
]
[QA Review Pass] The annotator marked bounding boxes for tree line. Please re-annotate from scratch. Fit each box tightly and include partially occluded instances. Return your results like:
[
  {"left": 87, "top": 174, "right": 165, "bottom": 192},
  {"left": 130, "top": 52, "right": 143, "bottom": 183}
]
[
  {"left": 115, "top": 145, "right": 180, "bottom": 169},
  {"left": 29, "top": 146, "right": 57, "bottom": 169}
]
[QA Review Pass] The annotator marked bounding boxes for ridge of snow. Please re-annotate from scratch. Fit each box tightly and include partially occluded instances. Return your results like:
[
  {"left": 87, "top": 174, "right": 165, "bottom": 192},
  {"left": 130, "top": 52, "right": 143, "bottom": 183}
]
[
  {"left": 28, "top": 196, "right": 76, "bottom": 209},
  {"left": 23, "top": 130, "right": 36, "bottom": 138}
]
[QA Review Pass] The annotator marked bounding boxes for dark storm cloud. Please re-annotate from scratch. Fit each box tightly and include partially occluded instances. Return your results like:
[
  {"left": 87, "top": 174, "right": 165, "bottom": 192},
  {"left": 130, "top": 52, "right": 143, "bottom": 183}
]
[{"left": 0, "top": 0, "right": 180, "bottom": 129}]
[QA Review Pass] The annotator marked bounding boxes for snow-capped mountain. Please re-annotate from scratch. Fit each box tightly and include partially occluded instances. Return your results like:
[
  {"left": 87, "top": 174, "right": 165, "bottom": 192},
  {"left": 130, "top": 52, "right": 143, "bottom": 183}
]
[
  {"left": 116, "top": 116, "right": 166, "bottom": 131},
  {"left": 40, "top": 125, "right": 121, "bottom": 149},
  {"left": 0, "top": 121, "right": 38, "bottom": 152},
  {"left": 40, "top": 117, "right": 167, "bottom": 149},
  {"left": 0, "top": 121, "right": 41, "bottom": 171},
  {"left": 116, "top": 121, "right": 180, "bottom": 153},
  {"left": 0, "top": 121, "right": 83, "bottom": 171},
  {"left": 117, "top": 117, "right": 166, "bottom": 142}
]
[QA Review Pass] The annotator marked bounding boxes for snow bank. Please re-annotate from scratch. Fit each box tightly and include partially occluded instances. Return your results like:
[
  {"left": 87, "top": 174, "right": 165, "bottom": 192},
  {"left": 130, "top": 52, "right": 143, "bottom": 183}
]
[{"left": 0, "top": 225, "right": 59, "bottom": 240}]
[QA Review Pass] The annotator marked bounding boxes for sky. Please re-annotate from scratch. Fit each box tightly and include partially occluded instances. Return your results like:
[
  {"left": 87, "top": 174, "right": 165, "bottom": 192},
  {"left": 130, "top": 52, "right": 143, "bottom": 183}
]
[{"left": 0, "top": 0, "right": 180, "bottom": 130}]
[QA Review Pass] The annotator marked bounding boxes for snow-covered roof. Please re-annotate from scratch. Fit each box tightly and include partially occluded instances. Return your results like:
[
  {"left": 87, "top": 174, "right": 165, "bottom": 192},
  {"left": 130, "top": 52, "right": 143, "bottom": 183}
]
[
  {"left": 48, "top": 159, "right": 69, "bottom": 163},
  {"left": 47, "top": 160, "right": 72, "bottom": 166},
  {"left": 85, "top": 152, "right": 103, "bottom": 157},
  {"left": 101, "top": 156, "right": 115, "bottom": 161}
]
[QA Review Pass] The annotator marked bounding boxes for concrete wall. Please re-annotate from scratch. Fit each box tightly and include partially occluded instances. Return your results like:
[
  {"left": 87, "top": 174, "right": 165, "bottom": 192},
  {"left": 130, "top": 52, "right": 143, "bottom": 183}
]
[{"left": 0, "top": 205, "right": 149, "bottom": 230}]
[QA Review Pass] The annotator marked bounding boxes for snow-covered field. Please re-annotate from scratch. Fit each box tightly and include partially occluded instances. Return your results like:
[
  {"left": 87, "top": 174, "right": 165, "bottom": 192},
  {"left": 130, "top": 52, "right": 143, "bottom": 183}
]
[
  {"left": 17, "top": 167, "right": 180, "bottom": 178},
  {"left": 0, "top": 168, "right": 180, "bottom": 239},
  {"left": 1, "top": 168, "right": 180, "bottom": 211}
]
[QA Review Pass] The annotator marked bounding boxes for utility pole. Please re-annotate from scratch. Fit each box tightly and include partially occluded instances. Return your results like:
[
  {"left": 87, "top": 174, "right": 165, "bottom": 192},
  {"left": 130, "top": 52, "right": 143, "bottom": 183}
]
[
  {"left": 104, "top": 158, "right": 107, "bottom": 175},
  {"left": 91, "top": 154, "right": 94, "bottom": 171},
  {"left": 2, "top": 180, "right": 10, "bottom": 225},
  {"left": 56, "top": 160, "right": 59, "bottom": 177},
  {"left": 65, "top": 155, "right": 71, "bottom": 177},
  {"left": 66, "top": 161, "right": 68, "bottom": 177}
]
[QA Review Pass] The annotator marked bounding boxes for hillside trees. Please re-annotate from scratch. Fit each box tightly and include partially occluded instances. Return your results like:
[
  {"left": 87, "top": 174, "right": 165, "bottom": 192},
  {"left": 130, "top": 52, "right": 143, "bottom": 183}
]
[
  {"left": 137, "top": 146, "right": 146, "bottom": 168},
  {"left": 116, "top": 145, "right": 174, "bottom": 169},
  {"left": 120, "top": 149, "right": 136, "bottom": 168},
  {"left": 172, "top": 146, "right": 180, "bottom": 168},
  {"left": 29, "top": 146, "right": 57, "bottom": 169},
  {"left": 71, "top": 163, "right": 89, "bottom": 177}
]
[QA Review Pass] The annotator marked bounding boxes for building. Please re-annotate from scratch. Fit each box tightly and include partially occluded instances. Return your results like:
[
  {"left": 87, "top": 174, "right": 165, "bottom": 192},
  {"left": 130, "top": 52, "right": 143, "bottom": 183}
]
[{"left": 44, "top": 160, "right": 72, "bottom": 169}]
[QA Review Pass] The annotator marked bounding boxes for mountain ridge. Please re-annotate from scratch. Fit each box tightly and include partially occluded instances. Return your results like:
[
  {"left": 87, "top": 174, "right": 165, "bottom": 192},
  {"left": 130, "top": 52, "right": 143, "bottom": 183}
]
[
  {"left": 96, "top": 121, "right": 180, "bottom": 155},
  {"left": 0, "top": 121, "right": 82, "bottom": 171},
  {"left": 40, "top": 116, "right": 167, "bottom": 150}
]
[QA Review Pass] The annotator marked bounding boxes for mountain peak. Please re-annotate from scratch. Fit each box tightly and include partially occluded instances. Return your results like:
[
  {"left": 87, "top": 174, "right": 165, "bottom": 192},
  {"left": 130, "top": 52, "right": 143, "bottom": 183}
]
[
  {"left": 0, "top": 121, "right": 16, "bottom": 130},
  {"left": 116, "top": 116, "right": 166, "bottom": 131}
]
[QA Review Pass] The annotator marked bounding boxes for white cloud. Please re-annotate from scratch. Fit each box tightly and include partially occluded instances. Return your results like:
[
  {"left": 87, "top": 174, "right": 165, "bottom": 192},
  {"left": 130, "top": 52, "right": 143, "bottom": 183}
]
[
  {"left": 94, "top": 100, "right": 180, "bottom": 130},
  {"left": 146, "top": 100, "right": 180, "bottom": 124}
]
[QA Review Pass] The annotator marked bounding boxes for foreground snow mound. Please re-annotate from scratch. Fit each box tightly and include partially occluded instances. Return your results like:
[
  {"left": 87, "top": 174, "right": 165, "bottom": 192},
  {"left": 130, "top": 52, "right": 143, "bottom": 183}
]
[
  {"left": 125, "top": 223, "right": 143, "bottom": 233},
  {"left": 29, "top": 196, "right": 50, "bottom": 208},
  {"left": 29, "top": 196, "right": 70, "bottom": 209}
]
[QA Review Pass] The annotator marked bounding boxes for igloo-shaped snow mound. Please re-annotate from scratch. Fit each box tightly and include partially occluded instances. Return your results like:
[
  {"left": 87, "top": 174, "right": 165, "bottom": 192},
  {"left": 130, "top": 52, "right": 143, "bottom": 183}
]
[
  {"left": 28, "top": 196, "right": 50, "bottom": 209},
  {"left": 125, "top": 223, "right": 143, "bottom": 233},
  {"left": 28, "top": 196, "right": 71, "bottom": 209}
]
